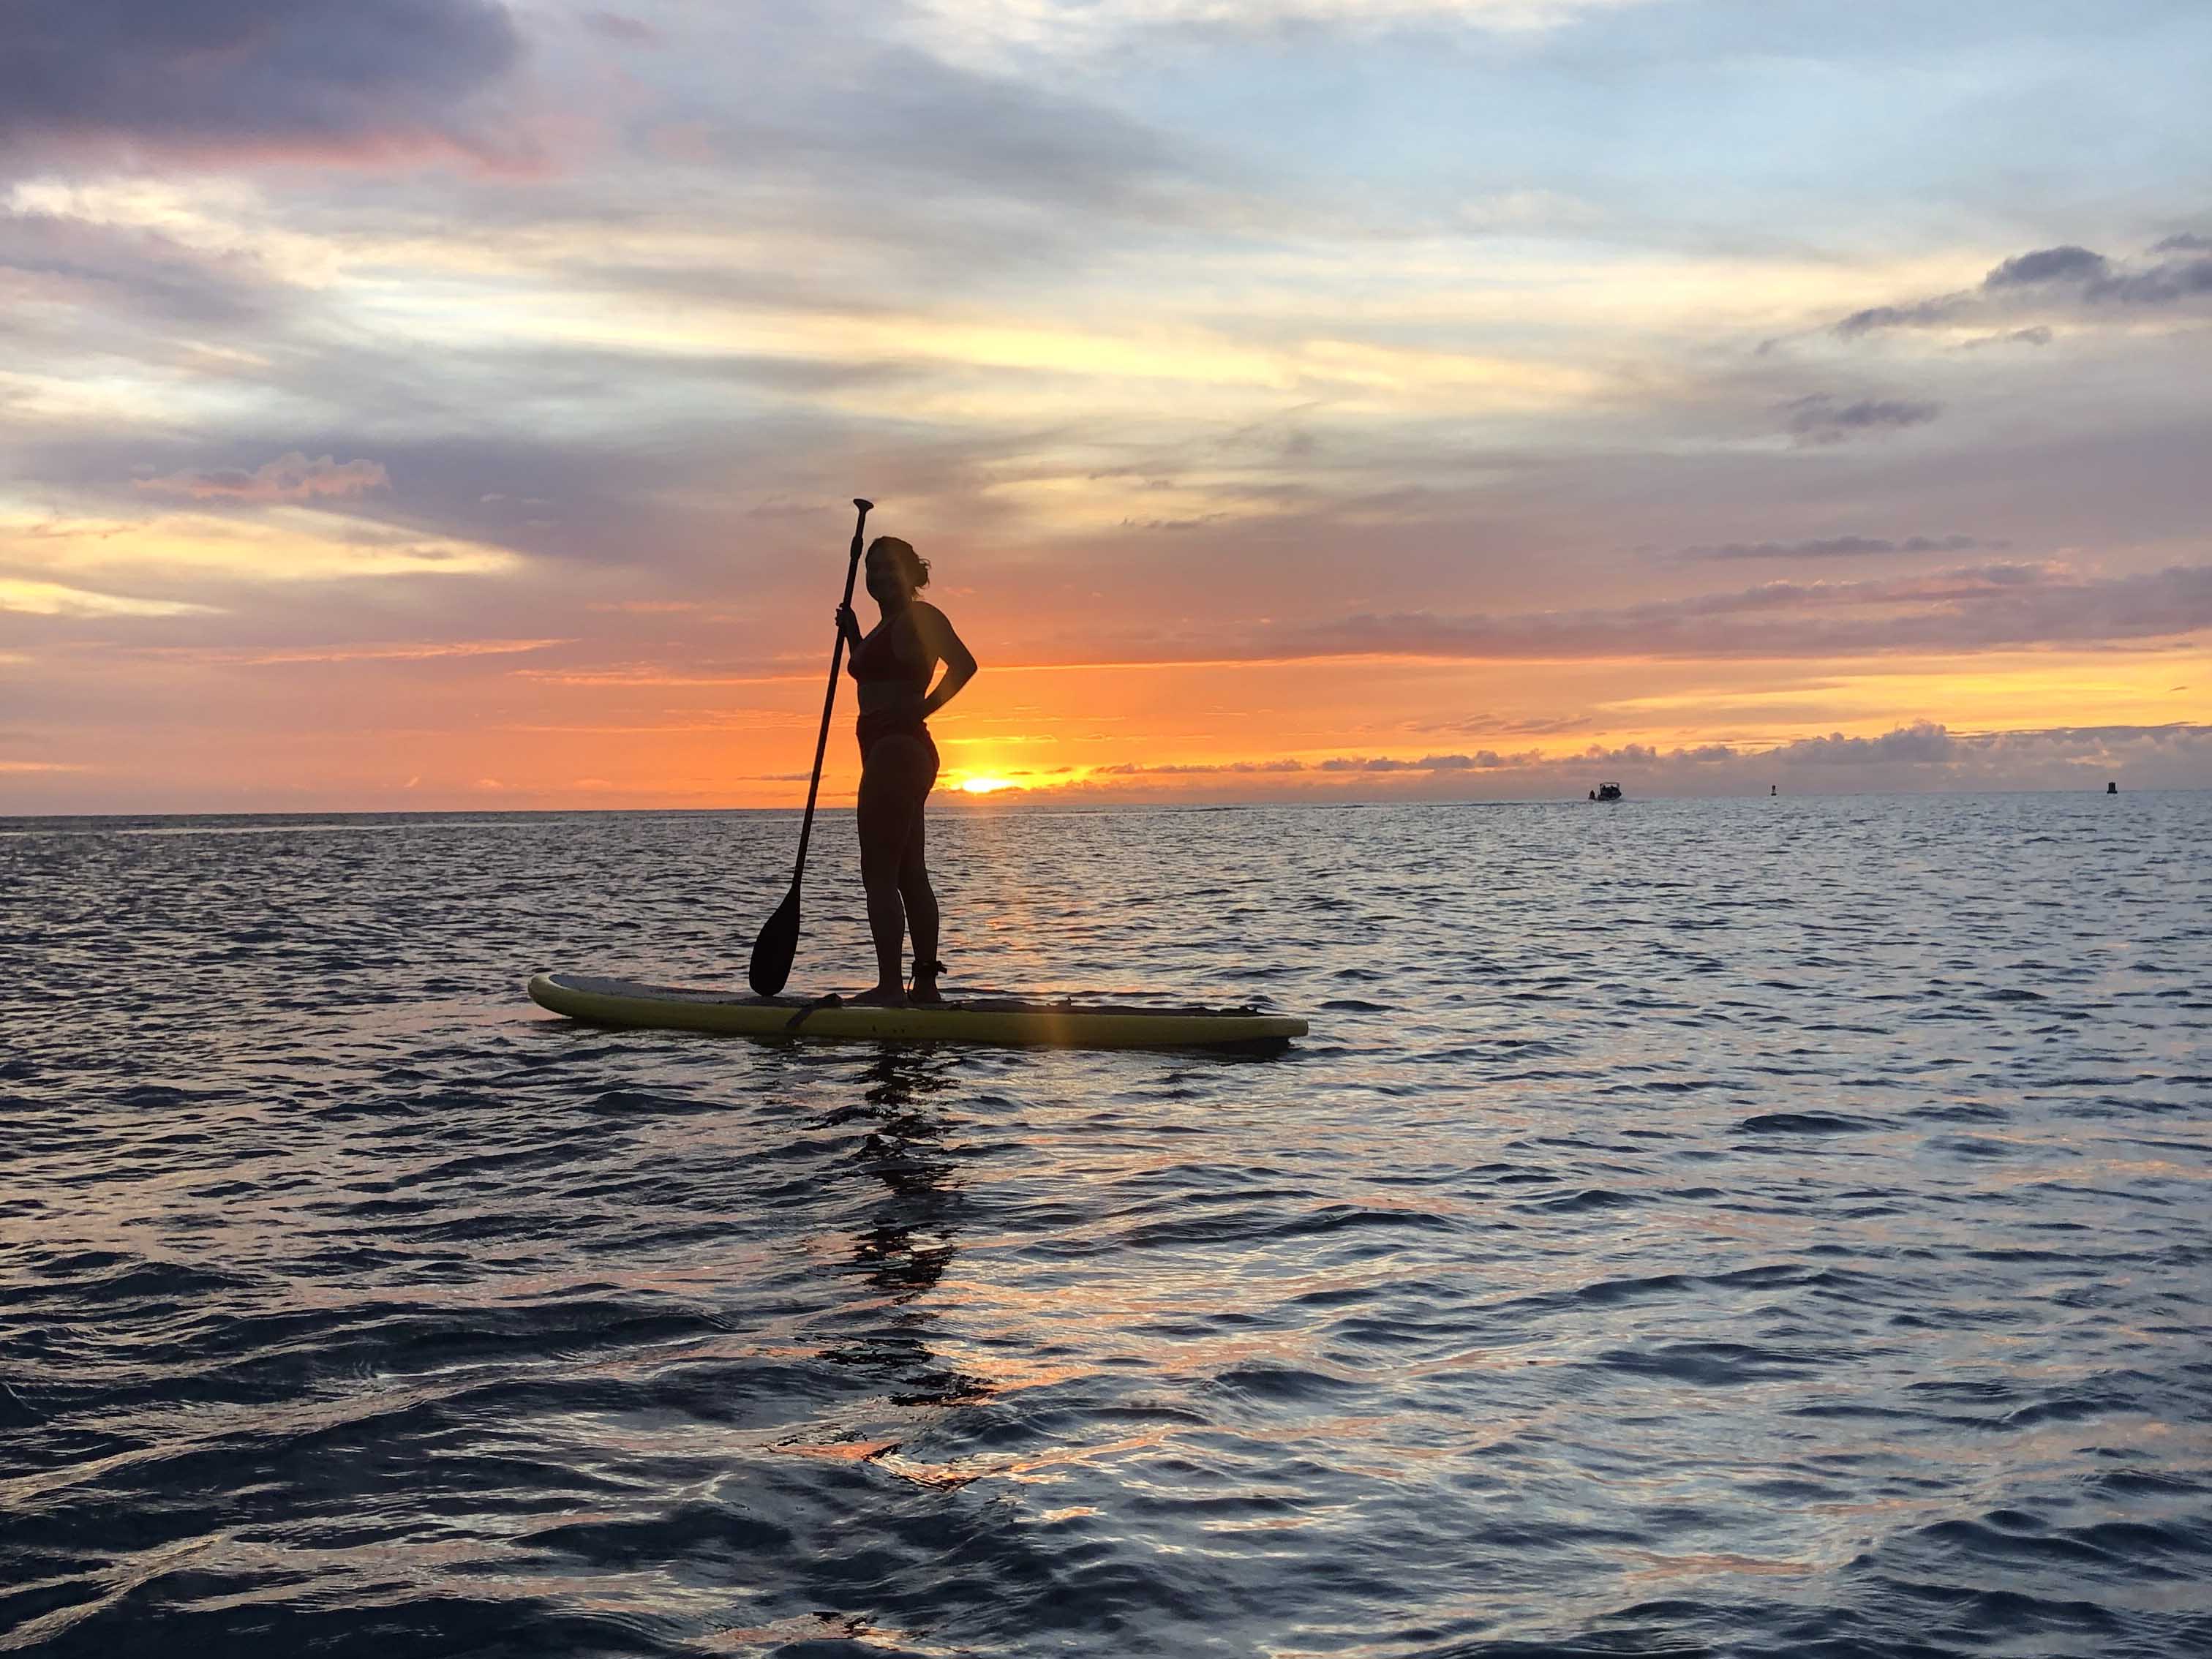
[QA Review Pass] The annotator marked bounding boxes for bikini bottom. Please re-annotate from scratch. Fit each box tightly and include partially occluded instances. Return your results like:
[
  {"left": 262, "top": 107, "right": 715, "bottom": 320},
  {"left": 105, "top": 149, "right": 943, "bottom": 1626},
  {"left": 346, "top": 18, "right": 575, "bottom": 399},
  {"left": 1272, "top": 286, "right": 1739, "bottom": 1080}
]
[{"left": 856, "top": 716, "right": 938, "bottom": 780}]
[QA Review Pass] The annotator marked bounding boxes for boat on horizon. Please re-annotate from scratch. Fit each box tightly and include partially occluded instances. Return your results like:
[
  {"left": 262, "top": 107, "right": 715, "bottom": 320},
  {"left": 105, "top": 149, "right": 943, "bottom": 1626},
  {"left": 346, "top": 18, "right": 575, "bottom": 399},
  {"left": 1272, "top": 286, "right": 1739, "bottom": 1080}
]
[{"left": 1590, "top": 781, "right": 1624, "bottom": 802}]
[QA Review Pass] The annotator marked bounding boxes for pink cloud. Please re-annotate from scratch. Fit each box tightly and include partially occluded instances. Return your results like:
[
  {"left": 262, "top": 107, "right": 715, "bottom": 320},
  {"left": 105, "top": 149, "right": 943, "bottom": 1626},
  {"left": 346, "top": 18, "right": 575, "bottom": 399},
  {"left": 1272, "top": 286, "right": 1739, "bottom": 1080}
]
[{"left": 136, "top": 453, "right": 389, "bottom": 503}]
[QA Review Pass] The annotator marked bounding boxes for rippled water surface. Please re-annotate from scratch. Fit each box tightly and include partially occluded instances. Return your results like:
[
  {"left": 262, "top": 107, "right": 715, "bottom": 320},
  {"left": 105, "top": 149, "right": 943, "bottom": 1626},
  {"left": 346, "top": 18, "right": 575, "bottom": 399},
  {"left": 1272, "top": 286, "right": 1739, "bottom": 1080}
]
[{"left": 4, "top": 795, "right": 2210, "bottom": 1657}]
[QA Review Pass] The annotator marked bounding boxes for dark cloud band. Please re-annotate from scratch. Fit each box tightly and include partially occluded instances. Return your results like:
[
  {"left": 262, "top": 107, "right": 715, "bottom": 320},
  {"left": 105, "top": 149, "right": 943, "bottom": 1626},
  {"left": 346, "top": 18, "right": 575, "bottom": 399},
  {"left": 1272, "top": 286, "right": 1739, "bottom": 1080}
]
[
  {"left": 1, "top": 0, "right": 525, "bottom": 166},
  {"left": 1783, "top": 394, "right": 1941, "bottom": 444},
  {"left": 1682, "top": 533, "right": 1989, "bottom": 561},
  {"left": 1835, "top": 238, "right": 2212, "bottom": 339}
]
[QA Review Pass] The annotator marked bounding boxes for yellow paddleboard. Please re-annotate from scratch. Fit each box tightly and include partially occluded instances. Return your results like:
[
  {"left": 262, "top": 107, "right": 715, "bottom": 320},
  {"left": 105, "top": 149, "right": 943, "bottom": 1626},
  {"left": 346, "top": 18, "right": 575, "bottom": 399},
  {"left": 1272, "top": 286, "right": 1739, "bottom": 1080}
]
[{"left": 527, "top": 973, "right": 1306, "bottom": 1054}]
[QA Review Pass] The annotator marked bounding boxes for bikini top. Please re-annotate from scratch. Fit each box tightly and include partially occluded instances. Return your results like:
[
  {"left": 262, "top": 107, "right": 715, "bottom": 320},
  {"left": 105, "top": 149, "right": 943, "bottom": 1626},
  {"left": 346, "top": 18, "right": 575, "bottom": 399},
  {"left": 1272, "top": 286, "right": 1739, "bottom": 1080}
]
[{"left": 849, "top": 612, "right": 930, "bottom": 693}]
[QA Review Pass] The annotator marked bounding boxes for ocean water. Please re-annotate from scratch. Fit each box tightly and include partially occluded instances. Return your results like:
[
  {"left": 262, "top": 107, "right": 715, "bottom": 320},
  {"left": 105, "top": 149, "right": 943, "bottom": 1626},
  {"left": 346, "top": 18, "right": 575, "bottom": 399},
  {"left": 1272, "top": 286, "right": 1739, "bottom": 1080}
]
[{"left": 3, "top": 794, "right": 2209, "bottom": 1658}]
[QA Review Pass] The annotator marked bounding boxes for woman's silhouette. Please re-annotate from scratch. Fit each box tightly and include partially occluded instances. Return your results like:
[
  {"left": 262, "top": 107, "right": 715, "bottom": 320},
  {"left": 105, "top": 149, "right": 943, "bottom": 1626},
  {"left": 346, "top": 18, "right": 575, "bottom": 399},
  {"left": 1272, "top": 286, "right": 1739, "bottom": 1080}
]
[{"left": 835, "top": 536, "right": 977, "bottom": 1006}]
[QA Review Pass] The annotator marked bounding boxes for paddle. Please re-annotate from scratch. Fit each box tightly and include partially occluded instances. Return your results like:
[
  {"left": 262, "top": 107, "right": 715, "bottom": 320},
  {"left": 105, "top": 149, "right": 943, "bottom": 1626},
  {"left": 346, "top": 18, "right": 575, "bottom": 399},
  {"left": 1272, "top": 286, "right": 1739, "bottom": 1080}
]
[{"left": 748, "top": 497, "right": 872, "bottom": 997}]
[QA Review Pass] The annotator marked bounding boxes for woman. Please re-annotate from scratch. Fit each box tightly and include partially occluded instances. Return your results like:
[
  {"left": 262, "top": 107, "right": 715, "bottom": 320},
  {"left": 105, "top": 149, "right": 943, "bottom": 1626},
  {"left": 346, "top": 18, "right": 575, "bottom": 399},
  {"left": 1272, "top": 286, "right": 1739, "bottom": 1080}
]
[{"left": 835, "top": 535, "right": 978, "bottom": 1007}]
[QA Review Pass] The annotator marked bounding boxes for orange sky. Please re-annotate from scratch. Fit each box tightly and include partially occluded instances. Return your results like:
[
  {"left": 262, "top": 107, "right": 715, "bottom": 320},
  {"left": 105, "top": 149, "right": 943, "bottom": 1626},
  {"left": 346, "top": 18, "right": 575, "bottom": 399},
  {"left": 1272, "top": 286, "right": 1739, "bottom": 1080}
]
[{"left": 9, "top": 614, "right": 2205, "bottom": 811}]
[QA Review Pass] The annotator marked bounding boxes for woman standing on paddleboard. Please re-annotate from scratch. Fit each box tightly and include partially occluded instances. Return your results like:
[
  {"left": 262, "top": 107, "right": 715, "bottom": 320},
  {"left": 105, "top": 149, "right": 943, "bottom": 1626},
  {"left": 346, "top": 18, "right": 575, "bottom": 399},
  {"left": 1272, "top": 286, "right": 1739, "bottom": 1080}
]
[{"left": 835, "top": 536, "right": 977, "bottom": 1007}]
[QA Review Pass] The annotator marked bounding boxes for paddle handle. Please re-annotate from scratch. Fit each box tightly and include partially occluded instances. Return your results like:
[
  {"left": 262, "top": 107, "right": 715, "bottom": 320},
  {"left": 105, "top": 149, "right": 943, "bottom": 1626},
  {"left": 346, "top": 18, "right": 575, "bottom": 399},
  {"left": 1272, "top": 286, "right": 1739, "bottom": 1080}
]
[{"left": 789, "top": 498, "right": 872, "bottom": 884}]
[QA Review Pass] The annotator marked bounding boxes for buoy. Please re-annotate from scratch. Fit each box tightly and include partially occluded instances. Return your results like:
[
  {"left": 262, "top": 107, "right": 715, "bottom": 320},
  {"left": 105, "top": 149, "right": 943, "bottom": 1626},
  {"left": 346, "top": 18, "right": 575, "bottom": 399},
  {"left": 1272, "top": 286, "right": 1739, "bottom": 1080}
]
[{"left": 2107, "top": 780, "right": 2118, "bottom": 794}]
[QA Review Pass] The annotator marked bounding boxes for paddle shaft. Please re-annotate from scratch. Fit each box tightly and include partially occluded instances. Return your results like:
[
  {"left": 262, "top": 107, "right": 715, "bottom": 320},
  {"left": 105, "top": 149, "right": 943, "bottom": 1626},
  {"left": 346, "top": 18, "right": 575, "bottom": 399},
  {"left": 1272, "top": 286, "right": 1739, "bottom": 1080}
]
[{"left": 788, "top": 498, "right": 872, "bottom": 886}]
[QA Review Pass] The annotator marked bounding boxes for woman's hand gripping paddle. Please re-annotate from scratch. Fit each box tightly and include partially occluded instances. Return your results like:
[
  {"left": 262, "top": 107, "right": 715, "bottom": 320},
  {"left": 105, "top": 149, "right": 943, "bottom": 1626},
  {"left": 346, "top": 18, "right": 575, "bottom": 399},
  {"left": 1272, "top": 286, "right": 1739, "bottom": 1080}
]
[{"left": 748, "top": 498, "right": 872, "bottom": 996}]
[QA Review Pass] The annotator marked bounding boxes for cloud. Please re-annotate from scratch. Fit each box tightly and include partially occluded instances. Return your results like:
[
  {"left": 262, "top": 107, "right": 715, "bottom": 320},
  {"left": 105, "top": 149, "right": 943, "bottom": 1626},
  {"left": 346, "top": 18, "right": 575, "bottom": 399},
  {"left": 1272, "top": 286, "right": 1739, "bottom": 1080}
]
[
  {"left": 136, "top": 453, "right": 390, "bottom": 503},
  {"left": 1961, "top": 326, "right": 2053, "bottom": 350},
  {"left": 1248, "top": 560, "right": 2212, "bottom": 663},
  {"left": 537, "top": 23, "right": 1271, "bottom": 301},
  {"left": 1315, "top": 751, "right": 1505, "bottom": 771},
  {"left": 0, "top": 209, "right": 282, "bottom": 326},
  {"left": 1835, "top": 298, "right": 1967, "bottom": 337},
  {"left": 1407, "top": 711, "right": 1596, "bottom": 738},
  {"left": 1716, "top": 720, "right": 2212, "bottom": 781},
  {"left": 0, "top": 578, "right": 219, "bottom": 619},
  {"left": 582, "top": 11, "right": 658, "bottom": 44},
  {"left": 4, "top": 508, "right": 520, "bottom": 582},
  {"left": 908, "top": 0, "right": 1668, "bottom": 66},
  {"left": 1783, "top": 394, "right": 1941, "bottom": 445},
  {"left": 1121, "top": 514, "right": 1231, "bottom": 532},
  {"left": 1092, "top": 752, "right": 1510, "bottom": 777},
  {"left": 1767, "top": 720, "right": 1957, "bottom": 764},
  {"left": 0, "top": 0, "right": 527, "bottom": 170},
  {"left": 1683, "top": 533, "right": 1987, "bottom": 562},
  {"left": 1020, "top": 721, "right": 2212, "bottom": 800},
  {"left": 1093, "top": 756, "right": 1312, "bottom": 775},
  {"left": 1835, "top": 238, "right": 2212, "bottom": 339},
  {"left": 2086, "top": 255, "right": 2212, "bottom": 305},
  {"left": 1006, "top": 561, "right": 2212, "bottom": 672},
  {"left": 148, "top": 637, "right": 564, "bottom": 666},
  {"left": 1984, "top": 245, "right": 2109, "bottom": 287},
  {"left": 693, "top": 38, "right": 1214, "bottom": 237}
]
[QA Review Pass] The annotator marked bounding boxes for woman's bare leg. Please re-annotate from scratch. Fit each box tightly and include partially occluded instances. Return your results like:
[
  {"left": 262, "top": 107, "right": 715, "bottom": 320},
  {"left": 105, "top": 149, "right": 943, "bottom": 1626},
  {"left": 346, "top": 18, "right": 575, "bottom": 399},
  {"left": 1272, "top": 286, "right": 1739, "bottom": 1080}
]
[
  {"left": 900, "top": 814, "right": 941, "bottom": 1004},
  {"left": 853, "top": 736, "right": 931, "bottom": 1005},
  {"left": 857, "top": 857, "right": 906, "bottom": 1003}
]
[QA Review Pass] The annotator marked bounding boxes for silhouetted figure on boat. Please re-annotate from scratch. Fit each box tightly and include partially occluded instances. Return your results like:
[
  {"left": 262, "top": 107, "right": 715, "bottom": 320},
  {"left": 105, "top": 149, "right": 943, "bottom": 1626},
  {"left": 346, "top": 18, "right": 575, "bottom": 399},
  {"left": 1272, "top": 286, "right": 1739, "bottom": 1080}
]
[{"left": 835, "top": 536, "right": 977, "bottom": 1007}]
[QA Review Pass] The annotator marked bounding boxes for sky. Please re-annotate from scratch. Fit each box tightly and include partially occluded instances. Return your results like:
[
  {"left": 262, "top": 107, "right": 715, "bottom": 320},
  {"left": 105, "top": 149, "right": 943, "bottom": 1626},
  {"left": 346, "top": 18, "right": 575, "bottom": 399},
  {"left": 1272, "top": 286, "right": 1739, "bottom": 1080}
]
[{"left": 2, "top": 0, "right": 2208, "bottom": 812}]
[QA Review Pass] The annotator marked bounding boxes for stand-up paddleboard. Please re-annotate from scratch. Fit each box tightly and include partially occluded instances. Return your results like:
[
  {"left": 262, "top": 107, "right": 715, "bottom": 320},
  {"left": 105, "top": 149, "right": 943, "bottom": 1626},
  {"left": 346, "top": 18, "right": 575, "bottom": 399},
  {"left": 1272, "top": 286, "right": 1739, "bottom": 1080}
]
[{"left": 528, "top": 972, "right": 1305, "bottom": 1054}]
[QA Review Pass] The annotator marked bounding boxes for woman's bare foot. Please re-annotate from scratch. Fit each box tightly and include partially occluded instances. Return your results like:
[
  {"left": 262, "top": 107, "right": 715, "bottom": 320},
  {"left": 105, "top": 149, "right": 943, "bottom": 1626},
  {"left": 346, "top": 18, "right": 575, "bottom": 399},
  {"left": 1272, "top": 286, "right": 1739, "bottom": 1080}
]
[
  {"left": 849, "top": 982, "right": 907, "bottom": 1007},
  {"left": 908, "top": 974, "right": 946, "bottom": 1007}
]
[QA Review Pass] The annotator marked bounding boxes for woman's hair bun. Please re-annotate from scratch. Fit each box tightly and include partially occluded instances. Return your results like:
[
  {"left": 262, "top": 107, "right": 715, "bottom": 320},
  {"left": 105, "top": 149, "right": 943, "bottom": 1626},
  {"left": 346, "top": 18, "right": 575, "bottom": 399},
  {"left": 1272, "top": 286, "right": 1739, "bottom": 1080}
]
[{"left": 868, "top": 535, "right": 930, "bottom": 589}]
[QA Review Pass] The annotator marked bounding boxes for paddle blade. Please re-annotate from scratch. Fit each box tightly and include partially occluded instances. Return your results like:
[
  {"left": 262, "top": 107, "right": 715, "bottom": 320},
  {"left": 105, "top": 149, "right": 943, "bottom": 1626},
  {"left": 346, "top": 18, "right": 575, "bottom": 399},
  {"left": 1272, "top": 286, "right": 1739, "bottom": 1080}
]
[{"left": 748, "top": 885, "right": 801, "bottom": 997}]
